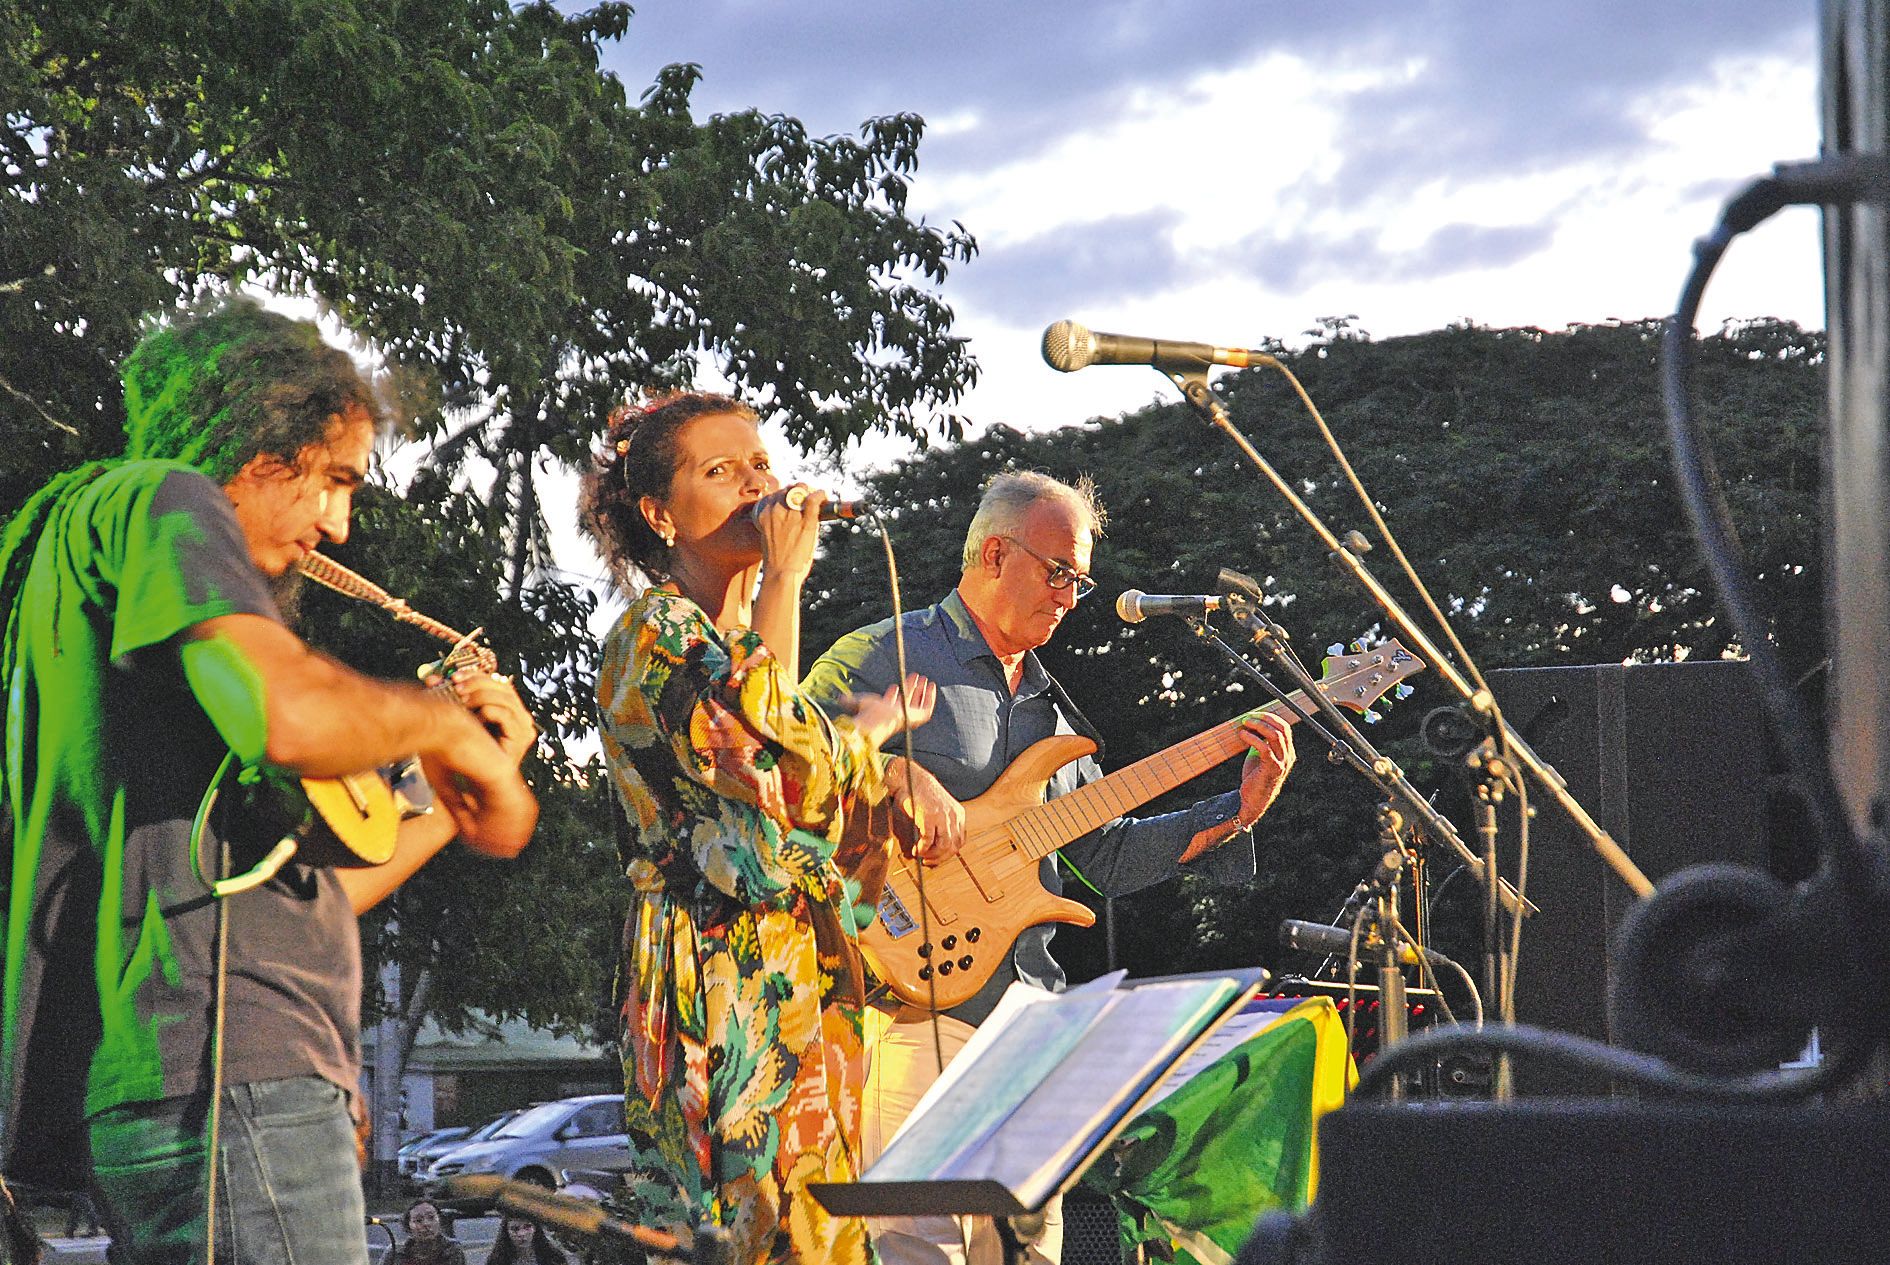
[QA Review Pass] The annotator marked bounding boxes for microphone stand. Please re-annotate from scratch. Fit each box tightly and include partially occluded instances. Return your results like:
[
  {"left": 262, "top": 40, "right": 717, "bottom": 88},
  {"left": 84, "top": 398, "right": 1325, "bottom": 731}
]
[
  {"left": 1467, "top": 729, "right": 1523, "bottom": 1091},
  {"left": 1205, "top": 576, "right": 1526, "bottom": 1031},
  {"left": 1164, "top": 368, "right": 1654, "bottom": 905},
  {"left": 1205, "top": 573, "right": 1532, "bottom": 928},
  {"left": 1315, "top": 827, "right": 1407, "bottom": 982},
  {"left": 1372, "top": 845, "right": 1411, "bottom": 1101},
  {"left": 1178, "top": 620, "right": 1374, "bottom": 785}
]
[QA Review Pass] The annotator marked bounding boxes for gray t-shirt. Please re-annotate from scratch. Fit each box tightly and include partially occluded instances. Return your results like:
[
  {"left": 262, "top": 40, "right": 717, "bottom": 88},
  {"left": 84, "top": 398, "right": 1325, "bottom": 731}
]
[
  {"left": 3, "top": 462, "right": 361, "bottom": 1189},
  {"left": 802, "top": 589, "right": 1254, "bottom": 1026}
]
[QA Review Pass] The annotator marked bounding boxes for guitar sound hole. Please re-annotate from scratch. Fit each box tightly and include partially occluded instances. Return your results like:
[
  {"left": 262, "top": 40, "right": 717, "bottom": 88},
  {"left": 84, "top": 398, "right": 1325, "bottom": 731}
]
[
  {"left": 958, "top": 956, "right": 972, "bottom": 970},
  {"left": 942, "top": 935, "right": 957, "bottom": 950},
  {"left": 966, "top": 927, "right": 981, "bottom": 942},
  {"left": 939, "top": 961, "right": 955, "bottom": 975}
]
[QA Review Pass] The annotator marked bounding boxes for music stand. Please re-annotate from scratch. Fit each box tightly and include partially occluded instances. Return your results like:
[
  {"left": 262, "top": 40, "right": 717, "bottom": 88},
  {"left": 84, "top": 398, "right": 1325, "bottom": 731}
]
[{"left": 811, "top": 968, "right": 1268, "bottom": 1264}]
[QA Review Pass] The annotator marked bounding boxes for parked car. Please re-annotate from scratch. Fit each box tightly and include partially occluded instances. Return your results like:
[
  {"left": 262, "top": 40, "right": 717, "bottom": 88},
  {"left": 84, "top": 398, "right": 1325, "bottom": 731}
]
[
  {"left": 397, "top": 1127, "right": 469, "bottom": 1182},
  {"left": 421, "top": 1096, "right": 628, "bottom": 1208},
  {"left": 405, "top": 1109, "right": 520, "bottom": 1193}
]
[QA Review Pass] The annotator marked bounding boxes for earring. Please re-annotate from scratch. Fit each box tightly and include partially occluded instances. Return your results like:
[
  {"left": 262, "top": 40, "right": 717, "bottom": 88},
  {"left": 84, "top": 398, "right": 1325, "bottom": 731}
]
[{"left": 660, "top": 530, "right": 675, "bottom": 549}]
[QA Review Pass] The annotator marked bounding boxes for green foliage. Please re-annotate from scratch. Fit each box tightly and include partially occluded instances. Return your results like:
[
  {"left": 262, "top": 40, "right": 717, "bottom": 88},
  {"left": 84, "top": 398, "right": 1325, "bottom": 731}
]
[
  {"left": 1, "top": 0, "right": 980, "bottom": 1036},
  {"left": 296, "top": 479, "right": 619, "bottom": 1038},
  {"left": 1, "top": 0, "right": 977, "bottom": 548},
  {"left": 803, "top": 318, "right": 1825, "bottom": 981}
]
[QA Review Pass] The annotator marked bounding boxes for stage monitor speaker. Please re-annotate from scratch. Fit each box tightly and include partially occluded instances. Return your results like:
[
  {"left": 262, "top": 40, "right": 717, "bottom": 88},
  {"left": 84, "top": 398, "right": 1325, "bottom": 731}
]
[{"left": 1487, "top": 659, "right": 1783, "bottom": 1095}]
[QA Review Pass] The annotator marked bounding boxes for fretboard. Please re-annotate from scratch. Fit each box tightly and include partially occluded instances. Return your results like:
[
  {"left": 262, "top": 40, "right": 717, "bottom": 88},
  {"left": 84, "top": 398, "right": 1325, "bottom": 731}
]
[{"left": 1005, "top": 691, "right": 1308, "bottom": 861}]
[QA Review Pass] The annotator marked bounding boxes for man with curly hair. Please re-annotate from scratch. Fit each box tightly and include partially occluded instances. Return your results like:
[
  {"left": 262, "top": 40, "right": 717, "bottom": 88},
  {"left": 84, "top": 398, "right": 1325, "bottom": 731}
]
[{"left": 0, "top": 297, "right": 539, "bottom": 1265}]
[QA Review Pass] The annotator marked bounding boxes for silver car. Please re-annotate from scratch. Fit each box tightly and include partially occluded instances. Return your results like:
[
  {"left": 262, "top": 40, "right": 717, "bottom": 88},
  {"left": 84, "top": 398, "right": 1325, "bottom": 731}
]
[{"left": 420, "top": 1095, "right": 627, "bottom": 1205}]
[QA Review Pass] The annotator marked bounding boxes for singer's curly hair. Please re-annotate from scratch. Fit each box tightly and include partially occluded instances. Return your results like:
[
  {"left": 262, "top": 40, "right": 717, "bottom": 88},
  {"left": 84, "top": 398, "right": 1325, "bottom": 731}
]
[{"left": 579, "top": 391, "right": 757, "bottom": 593}]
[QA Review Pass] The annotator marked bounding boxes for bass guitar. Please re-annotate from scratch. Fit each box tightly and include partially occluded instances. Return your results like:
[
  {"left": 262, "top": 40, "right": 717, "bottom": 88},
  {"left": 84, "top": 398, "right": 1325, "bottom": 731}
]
[{"left": 859, "top": 639, "right": 1423, "bottom": 1010}]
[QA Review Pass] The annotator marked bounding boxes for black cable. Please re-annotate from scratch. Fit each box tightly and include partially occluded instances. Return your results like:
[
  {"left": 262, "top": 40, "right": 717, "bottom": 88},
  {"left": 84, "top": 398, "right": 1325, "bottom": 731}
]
[
  {"left": 862, "top": 508, "right": 947, "bottom": 1068},
  {"left": 1354, "top": 1020, "right": 1868, "bottom": 1103},
  {"left": 1658, "top": 159, "right": 1884, "bottom": 892},
  {"left": 1387, "top": 156, "right": 1890, "bottom": 1099}
]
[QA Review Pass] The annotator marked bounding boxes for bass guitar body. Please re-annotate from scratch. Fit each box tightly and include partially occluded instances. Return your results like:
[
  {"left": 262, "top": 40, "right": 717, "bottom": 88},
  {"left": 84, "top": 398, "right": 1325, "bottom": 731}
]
[
  {"left": 862, "top": 733, "right": 1102, "bottom": 1012},
  {"left": 858, "top": 638, "right": 1424, "bottom": 1010}
]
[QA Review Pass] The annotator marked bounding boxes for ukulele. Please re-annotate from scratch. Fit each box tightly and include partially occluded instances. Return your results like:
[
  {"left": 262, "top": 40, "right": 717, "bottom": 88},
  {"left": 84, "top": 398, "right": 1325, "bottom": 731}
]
[{"left": 202, "top": 553, "right": 499, "bottom": 896}]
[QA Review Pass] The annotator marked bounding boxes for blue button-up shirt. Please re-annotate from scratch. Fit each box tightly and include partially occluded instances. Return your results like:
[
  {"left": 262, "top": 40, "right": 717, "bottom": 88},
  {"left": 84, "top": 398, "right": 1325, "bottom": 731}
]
[{"left": 802, "top": 590, "right": 1255, "bottom": 1025}]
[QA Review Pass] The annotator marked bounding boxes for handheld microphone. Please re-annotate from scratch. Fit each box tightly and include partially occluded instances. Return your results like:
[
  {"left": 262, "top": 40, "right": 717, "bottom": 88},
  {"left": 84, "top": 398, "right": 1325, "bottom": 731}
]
[
  {"left": 752, "top": 486, "right": 867, "bottom": 523},
  {"left": 1115, "top": 589, "right": 1221, "bottom": 624},
  {"left": 1279, "top": 918, "right": 1447, "bottom": 968},
  {"left": 1041, "top": 319, "right": 1270, "bottom": 374}
]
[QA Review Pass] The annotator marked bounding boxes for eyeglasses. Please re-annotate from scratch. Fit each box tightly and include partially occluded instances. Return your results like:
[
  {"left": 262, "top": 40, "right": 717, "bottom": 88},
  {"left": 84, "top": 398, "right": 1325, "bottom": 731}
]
[{"left": 1001, "top": 536, "right": 1096, "bottom": 600}]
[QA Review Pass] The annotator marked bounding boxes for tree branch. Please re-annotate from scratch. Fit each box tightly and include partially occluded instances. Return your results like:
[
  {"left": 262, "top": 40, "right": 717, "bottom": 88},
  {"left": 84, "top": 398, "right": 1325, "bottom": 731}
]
[
  {"left": 0, "top": 371, "right": 79, "bottom": 436},
  {"left": 399, "top": 966, "right": 435, "bottom": 1071},
  {"left": 507, "top": 457, "right": 538, "bottom": 602}
]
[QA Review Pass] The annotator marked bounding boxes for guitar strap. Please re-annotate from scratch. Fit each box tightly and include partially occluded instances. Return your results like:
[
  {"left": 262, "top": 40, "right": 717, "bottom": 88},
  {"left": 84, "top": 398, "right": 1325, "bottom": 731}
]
[
  {"left": 1041, "top": 667, "right": 1106, "bottom": 765},
  {"left": 1036, "top": 667, "right": 1114, "bottom": 898}
]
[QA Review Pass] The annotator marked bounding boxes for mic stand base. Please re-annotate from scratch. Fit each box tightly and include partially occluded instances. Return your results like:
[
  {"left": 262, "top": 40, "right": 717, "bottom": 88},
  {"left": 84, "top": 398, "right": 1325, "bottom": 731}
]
[{"left": 1245, "top": 1097, "right": 1890, "bottom": 1265}]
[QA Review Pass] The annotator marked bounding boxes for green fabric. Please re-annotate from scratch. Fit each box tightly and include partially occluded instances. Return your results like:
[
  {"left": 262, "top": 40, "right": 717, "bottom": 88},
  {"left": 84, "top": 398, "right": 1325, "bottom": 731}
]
[
  {"left": 4, "top": 462, "right": 278, "bottom": 1154},
  {"left": 1086, "top": 1013, "right": 1323, "bottom": 1265},
  {"left": 179, "top": 634, "right": 272, "bottom": 764}
]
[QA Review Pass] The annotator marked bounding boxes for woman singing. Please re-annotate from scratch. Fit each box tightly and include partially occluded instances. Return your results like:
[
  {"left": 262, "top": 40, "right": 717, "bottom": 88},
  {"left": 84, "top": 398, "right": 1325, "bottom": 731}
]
[{"left": 580, "top": 393, "right": 938, "bottom": 1264}]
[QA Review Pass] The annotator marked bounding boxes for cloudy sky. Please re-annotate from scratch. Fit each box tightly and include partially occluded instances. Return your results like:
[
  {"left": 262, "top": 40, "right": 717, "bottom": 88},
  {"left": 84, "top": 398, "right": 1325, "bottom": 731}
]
[{"left": 585, "top": 0, "right": 1826, "bottom": 448}]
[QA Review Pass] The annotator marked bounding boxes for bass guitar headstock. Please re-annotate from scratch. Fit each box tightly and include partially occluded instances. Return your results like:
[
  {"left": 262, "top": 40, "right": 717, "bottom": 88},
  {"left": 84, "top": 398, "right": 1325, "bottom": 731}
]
[{"left": 1316, "top": 638, "right": 1424, "bottom": 723}]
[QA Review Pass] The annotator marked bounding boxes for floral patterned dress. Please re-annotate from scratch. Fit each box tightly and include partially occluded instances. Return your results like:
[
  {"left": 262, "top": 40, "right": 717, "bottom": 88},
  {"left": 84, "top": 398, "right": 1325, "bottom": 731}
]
[{"left": 599, "top": 587, "right": 893, "bottom": 1265}]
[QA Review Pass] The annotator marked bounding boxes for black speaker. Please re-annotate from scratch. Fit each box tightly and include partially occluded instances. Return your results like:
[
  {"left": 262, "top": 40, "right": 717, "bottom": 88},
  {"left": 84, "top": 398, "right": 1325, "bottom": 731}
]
[
  {"left": 1060, "top": 1186, "right": 1122, "bottom": 1265},
  {"left": 1485, "top": 660, "right": 1780, "bottom": 1094}
]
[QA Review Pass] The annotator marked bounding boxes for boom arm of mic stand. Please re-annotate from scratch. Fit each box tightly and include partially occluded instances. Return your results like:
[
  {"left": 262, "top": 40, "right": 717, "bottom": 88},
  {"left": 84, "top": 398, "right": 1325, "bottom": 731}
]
[
  {"left": 1182, "top": 619, "right": 1363, "bottom": 771},
  {"left": 1166, "top": 368, "right": 1653, "bottom": 900},
  {"left": 1214, "top": 592, "right": 1536, "bottom": 919}
]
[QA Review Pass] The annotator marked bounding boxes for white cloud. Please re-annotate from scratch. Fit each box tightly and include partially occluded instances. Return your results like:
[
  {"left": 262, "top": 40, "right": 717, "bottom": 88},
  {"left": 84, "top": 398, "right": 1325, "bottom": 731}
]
[{"left": 921, "top": 38, "right": 1822, "bottom": 444}]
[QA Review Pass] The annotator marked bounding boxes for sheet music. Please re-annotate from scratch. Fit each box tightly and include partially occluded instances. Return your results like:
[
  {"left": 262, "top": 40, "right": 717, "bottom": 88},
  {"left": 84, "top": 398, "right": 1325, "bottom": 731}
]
[
  {"left": 885, "top": 971, "right": 1126, "bottom": 1153},
  {"left": 866, "top": 973, "right": 1244, "bottom": 1207}
]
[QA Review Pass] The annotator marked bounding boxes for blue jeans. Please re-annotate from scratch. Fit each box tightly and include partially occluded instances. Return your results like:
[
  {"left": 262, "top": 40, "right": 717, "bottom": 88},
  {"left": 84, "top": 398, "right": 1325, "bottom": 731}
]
[{"left": 89, "top": 1077, "right": 368, "bottom": 1265}]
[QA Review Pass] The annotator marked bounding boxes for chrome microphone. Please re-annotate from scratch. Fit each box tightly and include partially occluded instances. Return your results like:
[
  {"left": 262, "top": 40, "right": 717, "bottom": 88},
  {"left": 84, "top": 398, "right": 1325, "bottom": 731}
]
[
  {"left": 1042, "top": 319, "right": 1270, "bottom": 373},
  {"left": 1279, "top": 918, "right": 1448, "bottom": 968},
  {"left": 752, "top": 486, "right": 867, "bottom": 522},
  {"left": 1115, "top": 589, "right": 1222, "bottom": 624}
]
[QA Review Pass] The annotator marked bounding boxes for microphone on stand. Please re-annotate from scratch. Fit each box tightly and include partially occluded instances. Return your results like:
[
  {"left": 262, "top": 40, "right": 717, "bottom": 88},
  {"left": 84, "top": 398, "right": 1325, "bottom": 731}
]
[
  {"left": 442, "top": 1175, "right": 738, "bottom": 1264},
  {"left": 1279, "top": 918, "right": 1448, "bottom": 968},
  {"left": 751, "top": 486, "right": 868, "bottom": 523},
  {"left": 1115, "top": 589, "right": 1222, "bottom": 624},
  {"left": 1041, "top": 319, "right": 1271, "bottom": 374},
  {"left": 1331, "top": 847, "right": 1407, "bottom": 927}
]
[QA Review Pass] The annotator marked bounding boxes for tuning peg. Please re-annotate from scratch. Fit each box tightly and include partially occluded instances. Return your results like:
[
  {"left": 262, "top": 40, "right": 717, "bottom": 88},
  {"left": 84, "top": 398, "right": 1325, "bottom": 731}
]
[
  {"left": 1327, "top": 643, "right": 1346, "bottom": 656},
  {"left": 1363, "top": 709, "right": 1382, "bottom": 724},
  {"left": 1350, "top": 639, "right": 1368, "bottom": 653},
  {"left": 1394, "top": 683, "right": 1415, "bottom": 700}
]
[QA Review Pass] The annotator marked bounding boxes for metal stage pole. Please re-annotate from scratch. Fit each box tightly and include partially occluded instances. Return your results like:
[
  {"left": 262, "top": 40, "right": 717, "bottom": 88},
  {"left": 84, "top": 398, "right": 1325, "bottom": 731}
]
[{"left": 1824, "top": 0, "right": 1890, "bottom": 843}]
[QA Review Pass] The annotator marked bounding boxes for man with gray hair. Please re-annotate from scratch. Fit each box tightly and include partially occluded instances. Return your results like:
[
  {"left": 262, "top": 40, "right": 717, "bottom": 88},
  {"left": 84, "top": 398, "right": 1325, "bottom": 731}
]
[{"left": 802, "top": 469, "right": 1295, "bottom": 1265}]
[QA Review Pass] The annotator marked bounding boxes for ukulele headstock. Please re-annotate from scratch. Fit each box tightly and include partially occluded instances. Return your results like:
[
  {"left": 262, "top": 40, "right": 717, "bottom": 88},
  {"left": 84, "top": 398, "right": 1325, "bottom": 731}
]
[{"left": 418, "top": 627, "right": 499, "bottom": 682}]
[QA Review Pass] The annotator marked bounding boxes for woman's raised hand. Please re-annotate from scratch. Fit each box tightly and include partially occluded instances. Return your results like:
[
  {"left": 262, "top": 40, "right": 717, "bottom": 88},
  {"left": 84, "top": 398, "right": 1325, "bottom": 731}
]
[
  {"left": 851, "top": 673, "right": 937, "bottom": 749},
  {"left": 752, "top": 483, "right": 826, "bottom": 581}
]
